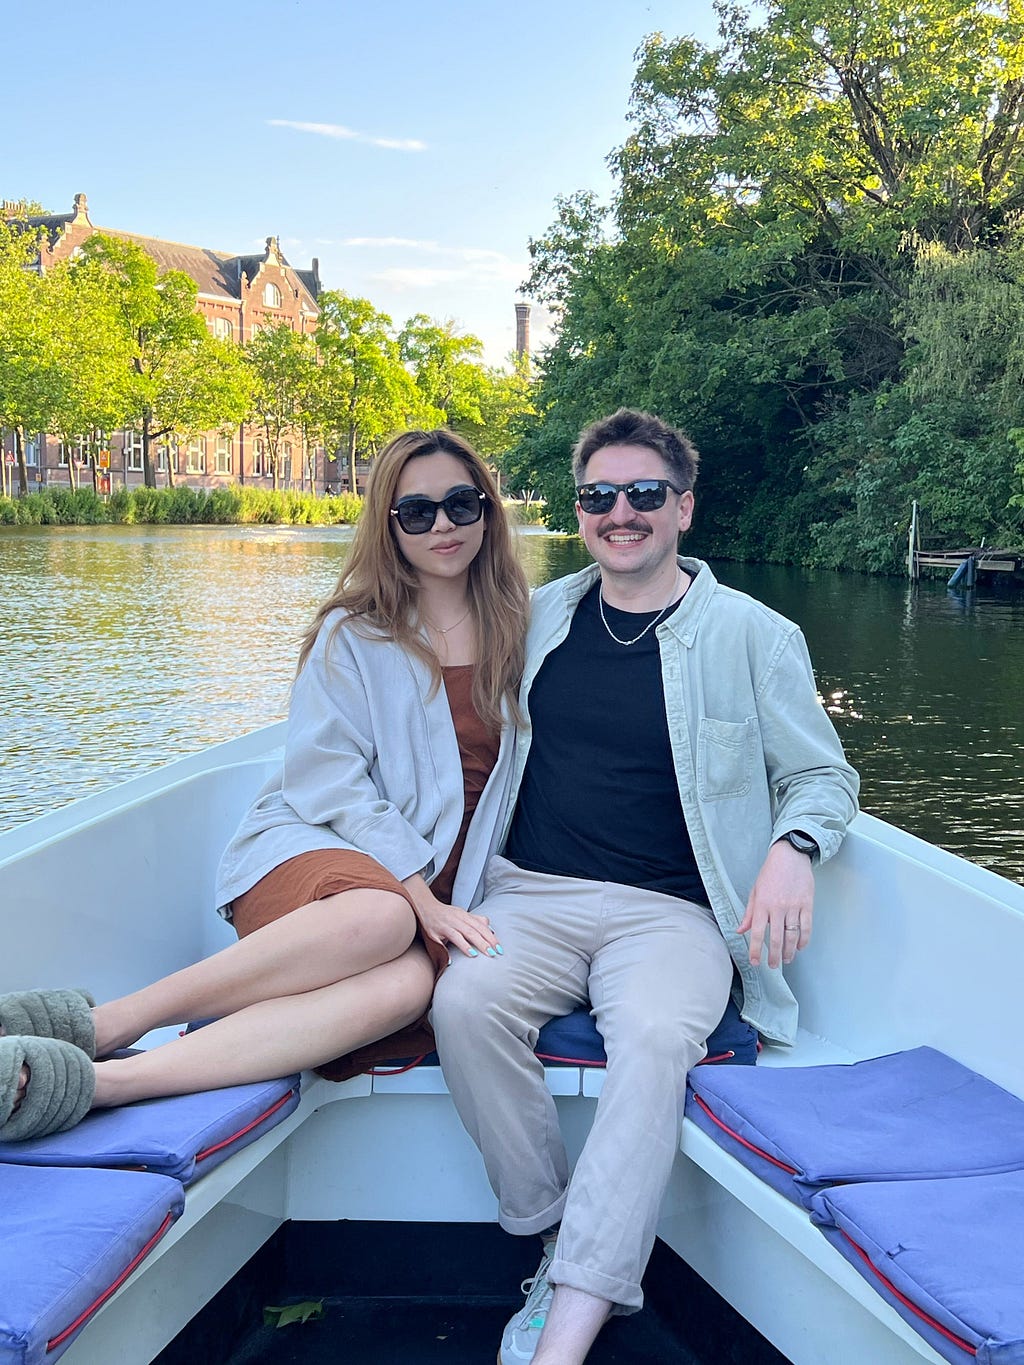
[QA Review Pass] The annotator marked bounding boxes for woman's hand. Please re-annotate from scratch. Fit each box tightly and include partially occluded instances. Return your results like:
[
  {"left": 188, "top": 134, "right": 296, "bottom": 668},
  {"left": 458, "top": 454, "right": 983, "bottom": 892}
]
[{"left": 402, "top": 874, "right": 502, "bottom": 959}]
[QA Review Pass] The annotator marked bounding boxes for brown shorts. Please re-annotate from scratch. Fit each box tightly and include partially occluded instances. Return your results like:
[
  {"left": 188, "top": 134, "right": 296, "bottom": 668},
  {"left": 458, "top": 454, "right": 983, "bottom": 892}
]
[
  {"left": 230, "top": 849, "right": 415, "bottom": 938},
  {"left": 229, "top": 849, "right": 446, "bottom": 1083}
]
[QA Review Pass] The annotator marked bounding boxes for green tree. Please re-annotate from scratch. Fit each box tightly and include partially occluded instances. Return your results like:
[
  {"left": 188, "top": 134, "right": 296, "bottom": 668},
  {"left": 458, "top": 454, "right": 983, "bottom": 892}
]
[
  {"left": 399, "top": 315, "right": 488, "bottom": 425},
  {"left": 80, "top": 235, "right": 251, "bottom": 487},
  {"left": 0, "top": 224, "right": 128, "bottom": 495},
  {"left": 315, "top": 291, "right": 433, "bottom": 490},
  {"left": 244, "top": 323, "right": 319, "bottom": 490},
  {"left": 517, "top": 0, "right": 1024, "bottom": 562}
]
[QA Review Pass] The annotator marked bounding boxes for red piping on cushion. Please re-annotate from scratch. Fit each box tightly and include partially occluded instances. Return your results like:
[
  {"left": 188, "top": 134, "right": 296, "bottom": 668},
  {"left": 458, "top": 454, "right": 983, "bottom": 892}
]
[
  {"left": 690, "top": 1093, "right": 799, "bottom": 1174},
  {"left": 195, "top": 1088, "right": 297, "bottom": 1162},
  {"left": 46, "top": 1210, "right": 177, "bottom": 1351},
  {"left": 531, "top": 1049, "right": 739, "bottom": 1068},
  {"left": 841, "top": 1232, "right": 977, "bottom": 1357},
  {"left": 369, "top": 1054, "right": 430, "bottom": 1076},
  {"left": 535, "top": 1052, "right": 605, "bottom": 1067}
]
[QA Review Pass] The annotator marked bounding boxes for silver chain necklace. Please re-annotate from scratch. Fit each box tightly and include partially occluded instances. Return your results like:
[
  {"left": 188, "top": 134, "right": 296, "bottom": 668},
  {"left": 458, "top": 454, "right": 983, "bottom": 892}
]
[{"left": 598, "top": 574, "right": 681, "bottom": 647}]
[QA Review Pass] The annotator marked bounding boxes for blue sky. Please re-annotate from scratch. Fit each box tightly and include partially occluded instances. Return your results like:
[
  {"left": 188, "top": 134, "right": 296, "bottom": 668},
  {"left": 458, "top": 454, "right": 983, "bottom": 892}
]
[{"left": 4, "top": 1, "right": 721, "bottom": 363}]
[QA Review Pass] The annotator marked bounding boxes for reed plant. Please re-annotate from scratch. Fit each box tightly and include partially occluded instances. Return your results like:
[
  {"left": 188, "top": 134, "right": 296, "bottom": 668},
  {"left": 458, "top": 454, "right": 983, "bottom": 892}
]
[{"left": 0, "top": 486, "right": 363, "bottom": 527}]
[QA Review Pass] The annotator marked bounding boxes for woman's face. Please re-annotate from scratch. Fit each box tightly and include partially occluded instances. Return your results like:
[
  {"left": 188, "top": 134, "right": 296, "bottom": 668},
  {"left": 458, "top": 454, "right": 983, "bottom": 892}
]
[{"left": 391, "top": 451, "right": 486, "bottom": 587}]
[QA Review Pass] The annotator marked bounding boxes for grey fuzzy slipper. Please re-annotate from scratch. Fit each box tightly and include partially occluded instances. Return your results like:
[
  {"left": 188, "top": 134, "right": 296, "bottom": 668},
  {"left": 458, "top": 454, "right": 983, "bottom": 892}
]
[
  {"left": 0, "top": 1035, "right": 96, "bottom": 1141},
  {"left": 0, "top": 988, "right": 96, "bottom": 1058}
]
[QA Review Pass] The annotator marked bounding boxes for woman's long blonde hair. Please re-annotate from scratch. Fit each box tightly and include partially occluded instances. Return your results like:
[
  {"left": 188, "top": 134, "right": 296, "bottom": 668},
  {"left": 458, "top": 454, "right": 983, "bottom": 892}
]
[{"left": 297, "top": 429, "right": 528, "bottom": 730}]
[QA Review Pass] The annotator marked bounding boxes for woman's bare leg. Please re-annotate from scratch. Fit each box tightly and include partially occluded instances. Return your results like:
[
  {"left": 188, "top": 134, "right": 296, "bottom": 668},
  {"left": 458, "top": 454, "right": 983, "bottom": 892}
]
[
  {"left": 92, "top": 942, "right": 436, "bottom": 1105},
  {"left": 92, "top": 890, "right": 417, "bottom": 1055}
]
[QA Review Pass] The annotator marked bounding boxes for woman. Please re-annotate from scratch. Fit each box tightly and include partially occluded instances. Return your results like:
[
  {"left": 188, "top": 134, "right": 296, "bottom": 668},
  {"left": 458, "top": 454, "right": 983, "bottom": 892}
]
[{"left": 0, "top": 428, "right": 529, "bottom": 1140}]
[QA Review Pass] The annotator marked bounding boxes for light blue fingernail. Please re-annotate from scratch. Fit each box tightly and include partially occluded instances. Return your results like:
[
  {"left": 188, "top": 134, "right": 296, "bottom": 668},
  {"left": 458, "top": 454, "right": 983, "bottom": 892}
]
[
  {"left": 487, "top": 947, "right": 497, "bottom": 957},
  {"left": 495, "top": 944, "right": 504, "bottom": 955},
  {"left": 468, "top": 948, "right": 479, "bottom": 957}
]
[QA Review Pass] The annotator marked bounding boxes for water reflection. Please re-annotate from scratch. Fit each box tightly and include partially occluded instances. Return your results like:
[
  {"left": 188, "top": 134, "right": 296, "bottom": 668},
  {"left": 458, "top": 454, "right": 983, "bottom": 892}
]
[
  {"left": 2, "top": 527, "right": 1022, "bottom": 884},
  {"left": 715, "top": 561, "right": 1024, "bottom": 882}
]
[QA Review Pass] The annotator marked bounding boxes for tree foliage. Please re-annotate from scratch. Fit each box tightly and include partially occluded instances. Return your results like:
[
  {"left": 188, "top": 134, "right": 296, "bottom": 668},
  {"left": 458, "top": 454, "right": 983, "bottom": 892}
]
[
  {"left": 80, "top": 236, "right": 251, "bottom": 487},
  {"left": 516, "top": 0, "right": 1024, "bottom": 566}
]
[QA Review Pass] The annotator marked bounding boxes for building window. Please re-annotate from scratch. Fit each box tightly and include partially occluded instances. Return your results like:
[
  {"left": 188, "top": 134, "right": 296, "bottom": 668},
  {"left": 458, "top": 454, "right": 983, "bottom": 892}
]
[
  {"left": 281, "top": 440, "right": 293, "bottom": 481},
  {"left": 185, "top": 437, "right": 206, "bottom": 474},
  {"left": 24, "top": 436, "right": 39, "bottom": 467},
  {"left": 215, "top": 434, "right": 232, "bottom": 475},
  {"left": 59, "top": 435, "right": 94, "bottom": 467},
  {"left": 123, "top": 430, "right": 145, "bottom": 472},
  {"left": 212, "top": 317, "right": 233, "bottom": 341},
  {"left": 263, "top": 282, "right": 281, "bottom": 308},
  {"left": 157, "top": 440, "right": 178, "bottom": 474},
  {"left": 252, "top": 437, "right": 266, "bottom": 477}
]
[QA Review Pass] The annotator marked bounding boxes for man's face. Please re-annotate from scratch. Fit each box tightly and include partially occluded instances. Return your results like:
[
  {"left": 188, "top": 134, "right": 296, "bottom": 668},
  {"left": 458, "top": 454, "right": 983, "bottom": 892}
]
[{"left": 575, "top": 443, "right": 694, "bottom": 584}]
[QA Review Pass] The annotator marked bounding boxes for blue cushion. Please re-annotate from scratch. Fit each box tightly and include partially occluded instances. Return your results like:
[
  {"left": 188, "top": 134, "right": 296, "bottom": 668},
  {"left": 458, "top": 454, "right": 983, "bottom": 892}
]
[
  {"left": 535, "top": 995, "right": 757, "bottom": 1067},
  {"left": 0, "top": 1163, "right": 184, "bottom": 1364},
  {"left": 0, "top": 1074, "right": 300, "bottom": 1184},
  {"left": 811, "top": 1172, "right": 1024, "bottom": 1365},
  {"left": 686, "top": 1047, "right": 1024, "bottom": 1207}
]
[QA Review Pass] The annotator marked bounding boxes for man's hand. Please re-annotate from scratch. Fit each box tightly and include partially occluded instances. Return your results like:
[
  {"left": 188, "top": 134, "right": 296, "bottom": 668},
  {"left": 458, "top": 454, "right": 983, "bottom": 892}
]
[
  {"left": 738, "top": 840, "right": 815, "bottom": 969},
  {"left": 402, "top": 874, "right": 502, "bottom": 959}
]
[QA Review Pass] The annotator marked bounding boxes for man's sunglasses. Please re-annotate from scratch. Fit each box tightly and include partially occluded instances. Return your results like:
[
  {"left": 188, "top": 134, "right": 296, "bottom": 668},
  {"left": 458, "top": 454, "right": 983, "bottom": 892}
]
[
  {"left": 390, "top": 486, "right": 486, "bottom": 535},
  {"left": 575, "top": 479, "right": 685, "bottom": 516}
]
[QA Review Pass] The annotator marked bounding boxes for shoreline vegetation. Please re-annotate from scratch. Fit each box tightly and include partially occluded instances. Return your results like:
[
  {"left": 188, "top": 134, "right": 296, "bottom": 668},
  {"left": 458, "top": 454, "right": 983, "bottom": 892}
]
[{"left": 0, "top": 485, "right": 549, "bottom": 528}]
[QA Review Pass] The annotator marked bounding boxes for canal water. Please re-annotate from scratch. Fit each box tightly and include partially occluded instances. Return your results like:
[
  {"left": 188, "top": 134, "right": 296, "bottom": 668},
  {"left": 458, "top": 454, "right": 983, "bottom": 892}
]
[{"left": 2, "top": 525, "right": 1022, "bottom": 883}]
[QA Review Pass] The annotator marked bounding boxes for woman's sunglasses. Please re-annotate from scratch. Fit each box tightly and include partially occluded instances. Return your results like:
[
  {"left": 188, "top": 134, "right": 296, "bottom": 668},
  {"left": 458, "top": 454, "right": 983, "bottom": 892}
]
[
  {"left": 390, "top": 486, "right": 486, "bottom": 535},
  {"left": 575, "top": 479, "right": 685, "bottom": 516}
]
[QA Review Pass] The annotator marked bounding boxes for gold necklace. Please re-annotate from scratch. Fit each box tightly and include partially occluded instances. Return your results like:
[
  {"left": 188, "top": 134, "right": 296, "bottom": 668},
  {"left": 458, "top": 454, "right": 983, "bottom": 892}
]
[{"left": 423, "top": 607, "right": 471, "bottom": 636}]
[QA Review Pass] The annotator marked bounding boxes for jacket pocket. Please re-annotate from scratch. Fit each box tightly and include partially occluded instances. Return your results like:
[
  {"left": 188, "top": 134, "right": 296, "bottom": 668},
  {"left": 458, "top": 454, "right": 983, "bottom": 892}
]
[{"left": 697, "top": 717, "right": 757, "bottom": 800}]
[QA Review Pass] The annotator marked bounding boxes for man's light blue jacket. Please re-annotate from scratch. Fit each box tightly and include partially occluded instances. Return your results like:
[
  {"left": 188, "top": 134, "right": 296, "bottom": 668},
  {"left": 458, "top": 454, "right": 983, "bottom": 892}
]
[{"left": 498, "top": 558, "right": 860, "bottom": 1044}]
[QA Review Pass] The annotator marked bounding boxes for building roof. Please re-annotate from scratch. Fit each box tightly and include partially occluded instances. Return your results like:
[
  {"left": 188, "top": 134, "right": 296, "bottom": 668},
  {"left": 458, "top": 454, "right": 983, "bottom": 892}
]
[{"left": 3, "top": 194, "right": 320, "bottom": 311}]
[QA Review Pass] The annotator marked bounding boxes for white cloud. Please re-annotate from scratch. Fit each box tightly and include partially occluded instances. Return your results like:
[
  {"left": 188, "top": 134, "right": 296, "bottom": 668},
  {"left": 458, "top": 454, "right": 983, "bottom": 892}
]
[
  {"left": 339, "top": 236, "right": 525, "bottom": 290},
  {"left": 267, "top": 119, "right": 426, "bottom": 152}
]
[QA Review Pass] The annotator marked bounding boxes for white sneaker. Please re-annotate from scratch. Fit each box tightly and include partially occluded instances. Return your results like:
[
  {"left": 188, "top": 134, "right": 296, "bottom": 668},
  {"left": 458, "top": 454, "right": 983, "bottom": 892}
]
[{"left": 498, "top": 1248, "right": 555, "bottom": 1363}]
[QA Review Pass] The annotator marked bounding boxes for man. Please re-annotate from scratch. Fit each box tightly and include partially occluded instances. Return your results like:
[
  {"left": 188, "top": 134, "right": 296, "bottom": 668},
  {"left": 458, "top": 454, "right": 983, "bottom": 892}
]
[{"left": 431, "top": 409, "right": 859, "bottom": 1364}]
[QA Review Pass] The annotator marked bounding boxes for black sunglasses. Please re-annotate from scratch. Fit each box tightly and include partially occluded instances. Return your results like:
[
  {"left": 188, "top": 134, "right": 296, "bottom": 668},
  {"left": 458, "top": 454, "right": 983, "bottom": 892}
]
[
  {"left": 575, "top": 479, "right": 685, "bottom": 515},
  {"left": 390, "top": 486, "right": 486, "bottom": 535}
]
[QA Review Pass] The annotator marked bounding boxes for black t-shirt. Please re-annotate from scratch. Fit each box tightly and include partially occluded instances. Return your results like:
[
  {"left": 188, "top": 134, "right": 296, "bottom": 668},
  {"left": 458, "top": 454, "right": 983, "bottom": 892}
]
[{"left": 505, "top": 582, "right": 709, "bottom": 905}]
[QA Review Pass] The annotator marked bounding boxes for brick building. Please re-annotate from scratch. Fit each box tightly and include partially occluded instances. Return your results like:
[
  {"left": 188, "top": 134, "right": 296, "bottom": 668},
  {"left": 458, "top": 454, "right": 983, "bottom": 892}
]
[{"left": 2, "top": 193, "right": 362, "bottom": 493}]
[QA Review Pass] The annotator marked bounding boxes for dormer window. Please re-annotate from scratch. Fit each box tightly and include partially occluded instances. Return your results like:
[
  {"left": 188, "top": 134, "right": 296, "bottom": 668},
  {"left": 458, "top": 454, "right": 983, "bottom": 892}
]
[{"left": 263, "top": 282, "right": 281, "bottom": 308}]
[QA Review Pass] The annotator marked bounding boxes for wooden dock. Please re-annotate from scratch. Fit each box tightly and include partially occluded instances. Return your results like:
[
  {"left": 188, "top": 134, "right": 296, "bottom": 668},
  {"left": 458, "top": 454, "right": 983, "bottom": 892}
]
[
  {"left": 914, "top": 547, "right": 1024, "bottom": 575},
  {"left": 907, "top": 502, "right": 1024, "bottom": 583}
]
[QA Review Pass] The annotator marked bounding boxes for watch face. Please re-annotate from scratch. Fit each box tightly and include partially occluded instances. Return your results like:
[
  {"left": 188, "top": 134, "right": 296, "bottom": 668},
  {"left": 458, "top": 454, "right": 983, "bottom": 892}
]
[{"left": 787, "top": 831, "right": 818, "bottom": 856}]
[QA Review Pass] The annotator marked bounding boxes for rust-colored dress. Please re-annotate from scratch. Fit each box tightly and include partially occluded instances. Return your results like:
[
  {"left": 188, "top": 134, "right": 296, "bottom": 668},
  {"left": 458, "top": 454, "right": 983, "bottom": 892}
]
[{"left": 229, "top": 665, "right": 499, "bottom": 1081}]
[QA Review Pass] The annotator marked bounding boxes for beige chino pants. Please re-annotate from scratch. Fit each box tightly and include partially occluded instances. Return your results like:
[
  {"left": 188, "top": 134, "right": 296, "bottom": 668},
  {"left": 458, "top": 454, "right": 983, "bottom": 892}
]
[{"left": 431, "top": 855, "right": 733, "bottom": 1312}]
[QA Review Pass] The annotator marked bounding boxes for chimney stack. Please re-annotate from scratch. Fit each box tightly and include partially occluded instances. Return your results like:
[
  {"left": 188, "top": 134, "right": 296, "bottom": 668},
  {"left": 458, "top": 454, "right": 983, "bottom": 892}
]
[{"left": 515, "top": 302, "right": 531, "bottom": 369}]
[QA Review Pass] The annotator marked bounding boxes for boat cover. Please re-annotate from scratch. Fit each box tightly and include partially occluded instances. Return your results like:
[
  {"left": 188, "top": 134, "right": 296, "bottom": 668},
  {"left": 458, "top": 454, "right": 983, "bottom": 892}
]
[
  {"left": 535, "top": 995, "right": 757, "bottom": 1067},
  {"left": 0, "top": 1162, "right": 183, "bottom": 1365},
  {"left": 0, "top": 1074, "right": 301, "bottom": 1184},
  {"left": 811, "top": 1171, "right": 1024, "bottom": 1365},
  {"left": 685, "top": 1046, "right": 1024, "bottom": 1206}
]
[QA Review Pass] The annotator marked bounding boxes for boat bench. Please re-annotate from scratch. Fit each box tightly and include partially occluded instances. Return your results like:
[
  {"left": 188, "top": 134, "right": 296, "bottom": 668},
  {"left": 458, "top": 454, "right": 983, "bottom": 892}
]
[
  {"left": 4, "top": 1011, "right": 1016, "bottom": 1365},
  {"left": 686, "top": 1048, "right": 1024, "bottom": 1365},
  {"left": 0, "top": 1076, "right": 301, "bottom": 1364},
  {"left": 0, "top": 1002, "right": 750, "bottom": 1365}
]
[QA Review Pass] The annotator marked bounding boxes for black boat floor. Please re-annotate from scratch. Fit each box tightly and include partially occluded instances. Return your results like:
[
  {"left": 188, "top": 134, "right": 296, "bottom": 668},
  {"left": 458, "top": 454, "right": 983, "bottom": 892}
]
[{"left": 156, "top": 1222, "right": 790, "bottom": 1365}]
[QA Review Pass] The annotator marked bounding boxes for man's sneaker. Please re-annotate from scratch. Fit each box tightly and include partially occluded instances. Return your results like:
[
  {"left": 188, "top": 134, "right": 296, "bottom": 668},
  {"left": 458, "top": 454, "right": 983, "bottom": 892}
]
[{"left": 498, "top": 1248, "right": 555, "bottom": 1363}]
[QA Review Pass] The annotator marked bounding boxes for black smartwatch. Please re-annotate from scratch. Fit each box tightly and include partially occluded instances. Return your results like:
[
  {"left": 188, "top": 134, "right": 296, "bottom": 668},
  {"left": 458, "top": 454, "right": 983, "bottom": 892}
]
[{"left": 778, "top": 830, "right": 820, "bottom": 863}]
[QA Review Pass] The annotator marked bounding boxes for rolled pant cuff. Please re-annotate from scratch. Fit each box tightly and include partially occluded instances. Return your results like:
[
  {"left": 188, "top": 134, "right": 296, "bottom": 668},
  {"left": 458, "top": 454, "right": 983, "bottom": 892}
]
[
  {"left": 548, "top": 1257, "right": 643, "bottom": 1315},
  {"left": 498, "top": 1192, "right": 567, "bottom": 1238}
]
